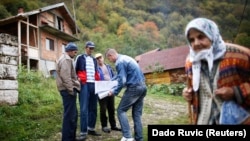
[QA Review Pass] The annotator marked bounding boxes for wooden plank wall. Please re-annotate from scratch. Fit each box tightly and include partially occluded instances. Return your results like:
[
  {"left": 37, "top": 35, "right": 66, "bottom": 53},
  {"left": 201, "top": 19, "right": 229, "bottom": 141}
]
[{"left": 144, "top": 68, "right": 186, "bottom": 85}]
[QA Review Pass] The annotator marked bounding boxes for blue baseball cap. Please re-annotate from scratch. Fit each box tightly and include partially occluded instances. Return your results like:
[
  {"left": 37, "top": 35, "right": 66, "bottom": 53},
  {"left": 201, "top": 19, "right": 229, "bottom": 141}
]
[
  {"left": 85, "top": 41, "right": 95, "bottom": 48},
  {"left": 65, "top": 42, "right": 78, "bottom": 52}
]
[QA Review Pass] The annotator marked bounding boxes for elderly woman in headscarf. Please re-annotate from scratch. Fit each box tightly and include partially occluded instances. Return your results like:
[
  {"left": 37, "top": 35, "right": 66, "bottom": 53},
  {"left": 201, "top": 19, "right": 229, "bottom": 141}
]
[{"left": 182, "top": 17, "right": 250, "bottom": 125}]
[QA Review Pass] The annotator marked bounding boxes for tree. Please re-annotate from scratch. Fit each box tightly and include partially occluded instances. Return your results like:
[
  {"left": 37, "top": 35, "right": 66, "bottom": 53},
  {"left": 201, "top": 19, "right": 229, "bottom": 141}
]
[
  {"left": 234, "top": 33, "right": 250, "bottom": 47},
  {"left": 0, "top": 4, "right": 11, "bottom": 19}
]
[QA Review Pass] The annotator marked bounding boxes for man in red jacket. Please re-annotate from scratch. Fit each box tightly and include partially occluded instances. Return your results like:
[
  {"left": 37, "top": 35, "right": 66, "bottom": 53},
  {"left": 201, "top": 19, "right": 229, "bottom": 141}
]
[{"left": 75, "top": 41, "right": 101, "bottom": 139}]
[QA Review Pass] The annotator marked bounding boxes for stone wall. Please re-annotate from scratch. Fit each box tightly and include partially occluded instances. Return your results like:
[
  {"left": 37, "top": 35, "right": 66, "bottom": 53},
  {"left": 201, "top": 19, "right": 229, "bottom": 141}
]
[{"left": 0, "top": 33, "right": 18, "bottom": 105}]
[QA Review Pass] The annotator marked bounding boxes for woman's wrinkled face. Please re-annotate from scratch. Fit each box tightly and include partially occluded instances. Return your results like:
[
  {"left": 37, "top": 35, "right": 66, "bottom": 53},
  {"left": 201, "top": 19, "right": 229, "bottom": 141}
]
[{"left": 187, "top": 28, "right": 212, "bottom": 52}]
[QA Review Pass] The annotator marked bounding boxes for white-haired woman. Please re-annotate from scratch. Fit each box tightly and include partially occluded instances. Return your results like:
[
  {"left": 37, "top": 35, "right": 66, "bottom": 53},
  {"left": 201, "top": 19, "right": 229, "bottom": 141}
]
[{"left": 182, "top": 17, "right": 250, "bottom": 125}]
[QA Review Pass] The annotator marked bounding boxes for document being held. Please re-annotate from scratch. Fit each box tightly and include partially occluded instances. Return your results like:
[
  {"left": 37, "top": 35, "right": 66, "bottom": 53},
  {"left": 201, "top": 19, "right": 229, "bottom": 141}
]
[{"left": 95, "top": 81, "right": 118, "bottom": 99}]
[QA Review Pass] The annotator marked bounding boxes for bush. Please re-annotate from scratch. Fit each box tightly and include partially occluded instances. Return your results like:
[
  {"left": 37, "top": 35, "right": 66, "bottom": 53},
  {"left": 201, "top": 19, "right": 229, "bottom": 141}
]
[{"left": 147, "top": 83, "right": 186, "bottom": 96}]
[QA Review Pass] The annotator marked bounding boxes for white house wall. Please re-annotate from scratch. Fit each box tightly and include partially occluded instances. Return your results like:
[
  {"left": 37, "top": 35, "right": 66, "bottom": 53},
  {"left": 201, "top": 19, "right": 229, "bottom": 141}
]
[
  {"left": 28, "top": 47, "right": 39, "bottom": 59},
  {"left": 39, "top": 59, "right": 56, "bottom": 77}
]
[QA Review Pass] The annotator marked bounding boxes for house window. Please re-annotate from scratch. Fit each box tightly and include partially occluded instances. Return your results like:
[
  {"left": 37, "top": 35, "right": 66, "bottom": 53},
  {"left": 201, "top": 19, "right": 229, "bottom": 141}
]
[
  {"left": 57, "top": 17, "right": 64, "bottom": 31},
  {"left": 46, "top": 38, "right": 54, "bottom": 51}
]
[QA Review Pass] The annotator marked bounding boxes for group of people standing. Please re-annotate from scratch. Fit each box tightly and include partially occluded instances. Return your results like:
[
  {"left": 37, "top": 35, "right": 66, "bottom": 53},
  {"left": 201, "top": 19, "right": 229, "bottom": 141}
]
[
  {"left": 56, "top": 40, "right": 147, "bottom": 141},
  {"left": 56, "top": 17, "right": 250, "bottom": 141}
]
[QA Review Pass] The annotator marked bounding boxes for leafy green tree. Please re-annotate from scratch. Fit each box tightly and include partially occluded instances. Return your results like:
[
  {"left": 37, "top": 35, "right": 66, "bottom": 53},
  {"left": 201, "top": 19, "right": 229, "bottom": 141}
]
[
  {"left": 239, "top": 21, "right": 250, "bottom": 35},
  {"left": 0, "top": 4, "right": 11, "bottom": 19},
  {"left": 234, "top": 33, "right": 250, "bottom": 47},
  {"left": 220, "top": 13, "right": 238, "bottom": 41},
  {"left": 1, "top": 0, "right": 249, "bottom": 56},
  {"left": 147, "top": 13, "right": 165, "bottom": 29},
  {"left": 117, "top": 22, "right": 133, "bottom": 36},
  {"left": 0, "top": 0, "right": 43, "bottom": 16},
  {"left": 108, "top": 12, "right": 126, "bottom": 33}
]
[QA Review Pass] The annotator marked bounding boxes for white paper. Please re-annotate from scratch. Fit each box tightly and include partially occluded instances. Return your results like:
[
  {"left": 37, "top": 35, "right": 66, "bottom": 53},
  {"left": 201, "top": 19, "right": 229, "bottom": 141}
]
[
  {"left": 95, "top": 81, "right": 118, "bottom": 99},
  {"left": 97, "top": 91, "right": 109, "bottom": 99}
]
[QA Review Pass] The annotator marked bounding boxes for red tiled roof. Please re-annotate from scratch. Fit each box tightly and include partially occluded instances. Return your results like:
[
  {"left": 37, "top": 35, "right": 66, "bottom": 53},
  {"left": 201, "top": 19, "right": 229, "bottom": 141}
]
[
  {"left": 138, "top": 45, "right": 189, "bottom": 74},
  {"left": 135, "top": 48, "right": 161, "bottom": 62}
]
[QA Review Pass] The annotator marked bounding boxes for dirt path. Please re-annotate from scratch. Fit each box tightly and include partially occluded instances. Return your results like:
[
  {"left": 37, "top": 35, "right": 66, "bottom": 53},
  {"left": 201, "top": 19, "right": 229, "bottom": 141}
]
[
  {"left": 46, "top": 96, "right": 189, "bottom": 141},
  {"left": 143, "top": 96, "right": 188, "bottom": 124}
]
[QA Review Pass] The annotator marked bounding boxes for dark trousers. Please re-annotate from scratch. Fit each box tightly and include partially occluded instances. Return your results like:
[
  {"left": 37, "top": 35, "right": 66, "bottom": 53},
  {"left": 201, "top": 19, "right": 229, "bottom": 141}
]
[
  {"left": 98, "top": 95, "right": 117, "bottom": 128},
  {"left": 60, "top": 90, "right": 78, "bottom": 141}
]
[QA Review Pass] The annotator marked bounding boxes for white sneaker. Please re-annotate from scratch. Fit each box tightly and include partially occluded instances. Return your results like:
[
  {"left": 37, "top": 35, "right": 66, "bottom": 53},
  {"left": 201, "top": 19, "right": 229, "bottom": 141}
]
[{"left": 120, "top": 136, "right": 134, "bottom": 141}]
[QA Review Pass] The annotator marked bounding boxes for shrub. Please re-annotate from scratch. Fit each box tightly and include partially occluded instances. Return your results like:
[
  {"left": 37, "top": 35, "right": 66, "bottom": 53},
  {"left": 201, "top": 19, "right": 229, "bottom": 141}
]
[{"left": 147, "top": 83, "right": 186, "bottom": 96}]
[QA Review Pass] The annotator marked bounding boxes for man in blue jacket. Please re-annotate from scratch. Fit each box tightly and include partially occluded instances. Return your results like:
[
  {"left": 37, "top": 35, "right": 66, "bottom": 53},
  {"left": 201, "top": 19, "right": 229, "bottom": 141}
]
[{"left": 105, "top": 49, "right": 147, "bottom": 141}]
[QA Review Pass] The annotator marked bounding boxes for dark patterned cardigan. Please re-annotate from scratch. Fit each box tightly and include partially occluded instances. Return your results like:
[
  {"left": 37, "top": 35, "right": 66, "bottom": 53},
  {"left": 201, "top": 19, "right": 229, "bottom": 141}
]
[{"left": 185, "top": 44, "right": 250, "bottom": 124}]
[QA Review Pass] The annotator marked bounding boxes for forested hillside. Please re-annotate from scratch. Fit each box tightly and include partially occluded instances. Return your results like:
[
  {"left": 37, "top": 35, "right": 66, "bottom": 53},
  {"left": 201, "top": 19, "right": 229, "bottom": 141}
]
[{"left": 0, "top": 0, "right": 249, "bottom": 57}]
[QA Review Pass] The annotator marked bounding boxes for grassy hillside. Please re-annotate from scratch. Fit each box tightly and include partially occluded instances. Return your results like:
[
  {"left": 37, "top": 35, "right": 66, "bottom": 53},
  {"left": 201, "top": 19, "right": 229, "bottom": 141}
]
[{"left": 0, "top": 0, "right": 249, "bottom": 57}]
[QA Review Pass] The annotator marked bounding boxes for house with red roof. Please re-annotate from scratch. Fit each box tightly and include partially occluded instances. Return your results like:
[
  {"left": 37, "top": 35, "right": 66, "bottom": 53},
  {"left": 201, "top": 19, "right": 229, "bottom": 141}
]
[
  {"left": 135, "top": 48, "right": 161, "bottom": 63},
  {"left": 136, "top": 46, "right": 189, "bottom": 85},
  {"left": 0, "top": 2, "right": 80, "bottom": 77}
]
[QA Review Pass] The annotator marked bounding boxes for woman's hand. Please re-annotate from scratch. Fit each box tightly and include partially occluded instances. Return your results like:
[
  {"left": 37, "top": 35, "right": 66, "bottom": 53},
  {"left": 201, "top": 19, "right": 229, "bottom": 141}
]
[
  {"left": 182, "top": 87, "right": 193, "bottom": 102},
  {"left": 214, "top": 87, "right": 234, "bottom": 100}
]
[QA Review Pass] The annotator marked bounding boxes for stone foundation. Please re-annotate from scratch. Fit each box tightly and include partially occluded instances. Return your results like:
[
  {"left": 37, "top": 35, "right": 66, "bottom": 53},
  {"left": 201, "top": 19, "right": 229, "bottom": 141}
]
[{"left": 0, "top": 33, "right": 18, "bottom": 105}]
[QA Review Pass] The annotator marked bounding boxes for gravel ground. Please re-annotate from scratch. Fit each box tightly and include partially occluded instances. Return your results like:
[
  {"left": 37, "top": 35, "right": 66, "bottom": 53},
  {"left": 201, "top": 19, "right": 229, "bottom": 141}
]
[{"left": 43, "top": 96, "right": 189, "bottom": 141}]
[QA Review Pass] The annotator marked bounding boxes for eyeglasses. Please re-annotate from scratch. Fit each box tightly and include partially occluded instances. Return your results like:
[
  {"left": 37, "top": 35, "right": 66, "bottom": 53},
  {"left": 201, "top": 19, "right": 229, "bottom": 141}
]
[{"left": 89, "top": 48, "right": 94, "bottom": 50}]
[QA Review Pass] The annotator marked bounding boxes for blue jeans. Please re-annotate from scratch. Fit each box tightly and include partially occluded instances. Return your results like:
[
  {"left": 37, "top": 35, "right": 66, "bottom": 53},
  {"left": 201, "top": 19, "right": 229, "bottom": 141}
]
[
  {"left": 79, "top": 83, "right": 98, "bottom": 135},
  {"left": 60, "top": 90, "right": 78, "bottom": 141},
  {"left": 117, "top": 84, "right": 147, "bottom": 141}
]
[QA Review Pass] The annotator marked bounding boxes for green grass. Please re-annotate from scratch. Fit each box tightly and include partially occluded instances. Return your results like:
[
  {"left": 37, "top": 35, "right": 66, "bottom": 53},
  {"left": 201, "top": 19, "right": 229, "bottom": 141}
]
[
  {"left": 0, "top": 69, "right": 188, "bottom": 141},
  {"left": 0, "top": 69, "right": 62, "bottom": 141}
]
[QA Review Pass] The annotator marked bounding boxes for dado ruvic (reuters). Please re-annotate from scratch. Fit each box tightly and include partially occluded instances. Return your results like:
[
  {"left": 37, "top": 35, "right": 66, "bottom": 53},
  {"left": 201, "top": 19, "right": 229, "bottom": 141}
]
[{"left": 152, "top": 129, "right": 203, "bottom": 136}]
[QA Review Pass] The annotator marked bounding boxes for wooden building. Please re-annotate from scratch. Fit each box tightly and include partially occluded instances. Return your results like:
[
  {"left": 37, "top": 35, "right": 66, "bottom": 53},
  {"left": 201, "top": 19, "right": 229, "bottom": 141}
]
[
  {"left": 136, "top": 46, "right": 189, "bottom": 85},
  {"left": 0, "top": 2, "right": 80, "bottom": 77}
]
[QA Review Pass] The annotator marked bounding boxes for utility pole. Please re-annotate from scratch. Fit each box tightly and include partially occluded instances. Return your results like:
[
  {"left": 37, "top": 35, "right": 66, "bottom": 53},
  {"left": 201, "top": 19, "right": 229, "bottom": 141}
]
[{"left": 72, "top": 0, "right": 78, "bottom": 38}]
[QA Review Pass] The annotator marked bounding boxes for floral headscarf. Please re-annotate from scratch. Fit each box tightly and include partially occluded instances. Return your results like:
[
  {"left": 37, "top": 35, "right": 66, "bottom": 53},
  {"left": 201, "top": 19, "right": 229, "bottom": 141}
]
[{"left": 185, "top": 18, "right": 226, "bottom": 91}]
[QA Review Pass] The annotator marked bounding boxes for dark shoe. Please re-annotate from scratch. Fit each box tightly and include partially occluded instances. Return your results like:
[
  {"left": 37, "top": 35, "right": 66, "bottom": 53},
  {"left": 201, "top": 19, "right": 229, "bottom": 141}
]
[
  {"left": 111, "top": 126, "right": 122, "bottom": 131},
  {"left": 88, "top": 130, "right": 101, "bottom": 136},
  {"left": 102, "top": 127, "right": 111, "bottom": 133},
  {"left": 75, "top": 135, "right": 87, "bottom": 141}
]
